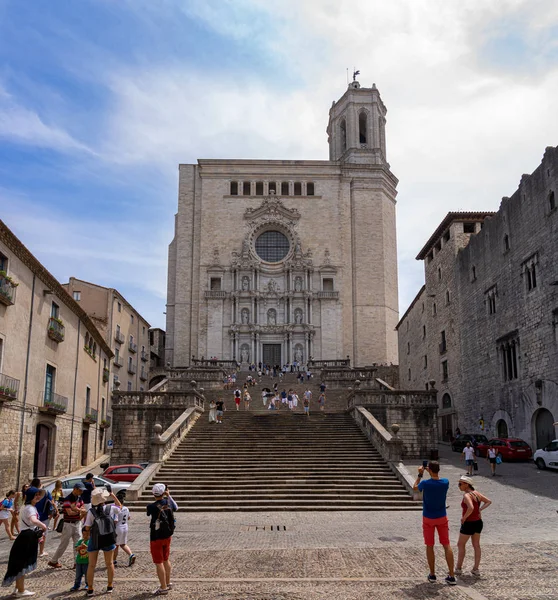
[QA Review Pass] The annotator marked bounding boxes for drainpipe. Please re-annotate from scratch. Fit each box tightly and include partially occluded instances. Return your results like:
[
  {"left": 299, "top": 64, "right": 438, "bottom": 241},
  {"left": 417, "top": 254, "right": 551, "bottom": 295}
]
[
  {"left": 68, "top": 320, "right": 81, "bottom": 472},
  {"left": 94, "top": 343, "right": 101, "bottom": 459},
  {"left": 16, "top": 274, "right": 36, "bottom": 489}
]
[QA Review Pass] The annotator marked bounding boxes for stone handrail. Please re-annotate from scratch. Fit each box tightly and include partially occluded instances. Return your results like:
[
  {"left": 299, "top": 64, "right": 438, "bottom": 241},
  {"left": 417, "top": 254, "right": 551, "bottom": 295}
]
[
  {"left": 347, "top": 389, "right": 438, "bottom": 409},
  {"left": 322, "top": 368, "right": 377, "bottom": 380},
  {"left": 111, "top": 391, "right": 204, "bottom": 409},
  {"left": 168, "top": 368, "right": 228, "bottom": 380},
  {"left": 350, "top": 406, "right": 418, "bottom": 498},
  {"left": 126, "top": 406, "right": 202, "bottom": 501},
  {"left": 309, "top": 359, "right": 350, "bottom": 368},
  {"left": 191, "top": 359, "right": 239, "bottom": 369}
]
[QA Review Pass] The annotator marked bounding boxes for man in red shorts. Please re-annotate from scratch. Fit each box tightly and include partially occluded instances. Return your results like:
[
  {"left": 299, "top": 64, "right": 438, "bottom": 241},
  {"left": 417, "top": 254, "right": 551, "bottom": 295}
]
[
  {"left": 147, "top": 483, "right": 178, "bottom": 596},
  {"left": 413, "top": 461, "right": 456, "bottom": 585}
]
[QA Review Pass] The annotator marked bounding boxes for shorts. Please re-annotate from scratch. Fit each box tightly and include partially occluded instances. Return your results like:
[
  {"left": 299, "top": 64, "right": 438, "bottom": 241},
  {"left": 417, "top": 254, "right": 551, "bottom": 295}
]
[
  {"left": 304, "top": 406, "right": 309, "bottom": 413},
  {"left": 150, "top": 537, "right": 171, "bottom": 564},
  {"left": 466, "top": 459, "right": 474, "bottom": 466},
  {"left": 489, "top": 458, "right": 496, "bottom": 464},
  {"left": 216, "top": 410, "right": 223, "bottom": 416},
  {"left": 115, "top": 528, "right": 128, "bottom": 546},
  {"left": 87, "top": 539, "right": 116, "bottom": 553},
  {"left": 460, "top": 520, "right": 483, "bottom": 536},
  {"left": 422, "top": 516, "right": 450, "bottom": 546}
]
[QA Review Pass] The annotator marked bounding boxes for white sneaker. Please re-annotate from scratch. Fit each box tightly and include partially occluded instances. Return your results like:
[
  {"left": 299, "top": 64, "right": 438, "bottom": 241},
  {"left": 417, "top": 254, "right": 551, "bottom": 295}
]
[
  {"left": 15, "top": 591, "right": 36, "bottom": 597},
  {"left": 38, "top": 552, "right": 48, "bottom": 558},
  {"left": 454, "top": 568, "right": 462, "bottom": 575},
  {"left": 471, "top": 568, "right": 481, "bottom": 576}
]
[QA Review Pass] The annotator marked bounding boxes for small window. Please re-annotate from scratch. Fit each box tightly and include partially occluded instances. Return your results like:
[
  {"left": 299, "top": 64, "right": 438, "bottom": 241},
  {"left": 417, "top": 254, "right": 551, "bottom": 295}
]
[
  {"left": 471, "top": 266, "right": 477, "bottom": 281},
  {"left": 131, "top": 314, "right": 134, "bottom": 324},
  {"left": 117, "top": 302, "right": 122, "bottom": 312},
  {"left": 359, "top": 111, "right": 367, "bottom": 144},
  {"left": 243, "top": 182, "right": 251, "bottom": 195},
  {"left": 73, "top": 291, "right": 81, "bottom": 301},
  {"left": 435, "top": 240, "right": 441, "bottom": 252},
  {"left": 281, "top": 182, "right": 289, "bottom": 195},
  {"left": 210, "top": 278, "right": 222, "bottom": 291},
  {"left": 142, "top": 327, "right": 146, "bottom": 336},
  {"left": 0, "top": 252, "right": 8, "bottom": 272},
  {"left": 408, "top": 368, "right": 411, "bottom": 381},
  {"left": 230, "top": 181, "right": 238, "bottom": 195},
  {"left": 255, "top": 181, "right": 264, "bottom": 195},
  {"left": 407, "top": 342, "right": 410, "bottom": 355},
  {"left": 421, "top": 303, "right": 425, "bottom": 313},
  {"left": 432, "top": 303, "right": 437, "bottom": 316},
  {"left": 129, "top": 334, "right": 134, "bottom": 344},
  {"left": 294, "top": 182, "right": 302, "bottom": 196},
  {"left": 127, "top": 381, "right": 132, "bottom": 391},
  {"left": 526, "top": 264, "right": 537, "bottom": 291},
  {"left": 322, "top": 278, "right": 334, "bottom": 291},
  {"left": 423, "top": 355, "right": 428, "bottom": 369},
  {"left": 269, "top": 182, "right": 277, "bottom": 194},
  {"left": 503, "top": 234, "right": 510, "bottom": 252},
  {"left": 446, "top": 290, "right": 451, "bottom": 305},
  {"left": 549, "top": 191, "right": 556, "bottom": 211},
  {"left": 422, "top": 325, "right": 426, "bottom": 338},
  {"left": 442, "top": 360, "right": 448, "bottom": 381},
  {"left": 307, "top": 182, "right": 315, "bottom": 196},
  {"left": 427, "top": 251, "right": 434, "bottom": 264},
  {"left": 440, "top": 330, "right": 447, "bottom": 353},
  {"left": 51, "top": 302, "right": 60, "bottom": 318},
  {"left": 464, "top": 222, "right": 475, "bottom": 233},
  {"left": 442, "top": 392, "right": 451, "bottom": 408},
  {"left": 128, "top": 356, "right": 133, "bottom": 369},
  {"left": 438, "top": 267, "right": 442, "bottom": 281},
  {"left": 443, "top": 230, "right": 450, "bottom": 242}
]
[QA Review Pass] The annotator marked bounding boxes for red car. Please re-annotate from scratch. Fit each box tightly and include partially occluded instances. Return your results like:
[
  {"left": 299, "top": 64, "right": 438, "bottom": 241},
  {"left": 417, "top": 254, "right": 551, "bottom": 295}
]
[
  {"left": 478, "top": 438, "right": 533, "bottom": 461},
  {"left": 102, "top": 464, "right": 144, "bottom": 482}
]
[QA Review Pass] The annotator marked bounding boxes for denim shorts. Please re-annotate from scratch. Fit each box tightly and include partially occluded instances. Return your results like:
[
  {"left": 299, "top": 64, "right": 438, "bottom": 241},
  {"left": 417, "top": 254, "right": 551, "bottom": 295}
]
[
  {"left": 87, "top": 539, "right": 116, "bottom": 553},
  {"left": 466, "top": 459, "right": 474, "bottom": 466}
]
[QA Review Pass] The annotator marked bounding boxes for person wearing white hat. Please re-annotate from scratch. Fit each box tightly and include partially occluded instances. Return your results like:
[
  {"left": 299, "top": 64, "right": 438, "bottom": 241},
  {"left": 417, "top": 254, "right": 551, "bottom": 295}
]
[
  {"left": 455, "top": 476, "right": 492, "bottom": 577},
  {"left": 147, "top": 484, "right": 177, "bottom": 596},
  {"left": 83, "top": 488, "right": 121, "bottom": 596}
]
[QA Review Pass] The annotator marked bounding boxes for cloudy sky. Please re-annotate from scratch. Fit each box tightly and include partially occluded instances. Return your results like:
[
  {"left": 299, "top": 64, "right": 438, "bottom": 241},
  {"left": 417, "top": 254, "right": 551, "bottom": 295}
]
[{"left": 1, "top": 0, "right": 557, "bottom": 329}]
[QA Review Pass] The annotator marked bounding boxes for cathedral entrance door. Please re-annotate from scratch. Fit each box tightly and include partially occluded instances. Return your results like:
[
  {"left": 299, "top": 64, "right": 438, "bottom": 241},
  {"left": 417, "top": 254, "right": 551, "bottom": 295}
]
[{"left": 263, "top": 344, "right": 281, "bottom": 367}]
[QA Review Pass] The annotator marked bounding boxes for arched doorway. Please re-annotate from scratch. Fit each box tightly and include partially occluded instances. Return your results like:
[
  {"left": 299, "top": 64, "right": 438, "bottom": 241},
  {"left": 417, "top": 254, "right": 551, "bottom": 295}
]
[
  {"left": 34, "top": 424, "right": 50, "bottom": 478},
  {"left": 534, "top": 408, "right": 555, "bottom": 449},
  {"left": 496, "top": 419, "right": 508, "bottom": 438}
]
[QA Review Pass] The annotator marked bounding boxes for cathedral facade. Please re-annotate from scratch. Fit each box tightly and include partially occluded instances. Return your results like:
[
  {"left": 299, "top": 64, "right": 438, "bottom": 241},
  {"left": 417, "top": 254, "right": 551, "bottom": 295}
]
[{"left": 166, "top": 81, "right": 399, "bottom": 368}]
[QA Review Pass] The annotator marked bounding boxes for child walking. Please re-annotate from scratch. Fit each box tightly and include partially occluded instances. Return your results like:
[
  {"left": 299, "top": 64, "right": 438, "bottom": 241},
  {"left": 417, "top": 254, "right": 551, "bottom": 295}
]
[
  {"left": 70, "top": 537, "right": 89, "bottom": 591},
  {"left": 113, "top": 492, "right": 136, "bottom": 567},
  {"left": 0, "top": 491, "right": 16, "bottom": 541}
]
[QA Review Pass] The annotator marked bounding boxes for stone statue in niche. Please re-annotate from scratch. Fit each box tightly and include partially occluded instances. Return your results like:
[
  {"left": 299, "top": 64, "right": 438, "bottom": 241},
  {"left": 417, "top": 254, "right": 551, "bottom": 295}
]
[
  {"left": 241, "top": 308, "right": 250, "bottom": 324},
  {"left": 240, "top": 345, "right": 250, "bottom": 363},
  {"left": 241, "top": 276, "right": 250, "bottom": 291},
  {"left": 266, "top": 279, "right": 279, "bottom": 293},
  {"left": 294, "top": 308, "right": 303, "bottom": 324},
  {"left": 294, "top": 346, "right": 303, "bottom": 363},
  {"left": 294, "top": 276, "right": 302, "bottom": 292},
  {"left": 267, "top": 309, "right": 277, "bottom": 325}
]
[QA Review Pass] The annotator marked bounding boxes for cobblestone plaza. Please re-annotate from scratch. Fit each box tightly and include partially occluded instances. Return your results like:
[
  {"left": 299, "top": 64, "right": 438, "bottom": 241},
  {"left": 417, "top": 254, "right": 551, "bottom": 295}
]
[{"left": 1, "top": 447, "right": 556, "bottom": 599}]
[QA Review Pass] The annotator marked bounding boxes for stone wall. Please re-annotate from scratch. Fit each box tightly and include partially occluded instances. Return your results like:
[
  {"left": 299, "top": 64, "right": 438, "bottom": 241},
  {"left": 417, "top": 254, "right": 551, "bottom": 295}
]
[
  {"left": 110, "top": 391, "right": 204, "bottom": 464},
  {"left": 348, "top": 389, "right": 438, "bottom": 459}
]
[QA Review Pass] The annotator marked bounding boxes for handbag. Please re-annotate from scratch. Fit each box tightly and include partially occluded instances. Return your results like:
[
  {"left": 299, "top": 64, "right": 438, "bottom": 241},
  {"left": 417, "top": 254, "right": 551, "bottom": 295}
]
[
  {"left": 22, "top": 516, "right": 44, "bottom": 540},
  {"left": 473, "top": 461, "right": 479, "bottom": 471},
  {"left": 496, "top": 455, "right": 502, "bottom": 464},
  {"left": 56, "top": 518, "right": 65, "bottom": 533}
]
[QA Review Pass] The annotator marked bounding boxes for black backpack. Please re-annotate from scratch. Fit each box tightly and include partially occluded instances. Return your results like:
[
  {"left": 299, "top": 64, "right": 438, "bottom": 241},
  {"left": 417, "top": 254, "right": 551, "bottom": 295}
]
[
  {"left": 89, "top": 506, "right": 116, "bottom": 548},
  {"left": 151, "top": 501, "right": 175, "bottom": 539}
]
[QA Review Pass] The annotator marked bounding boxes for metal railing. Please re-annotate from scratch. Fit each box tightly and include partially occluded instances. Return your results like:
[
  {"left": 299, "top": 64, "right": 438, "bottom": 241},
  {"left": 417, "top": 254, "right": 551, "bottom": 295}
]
[
  {"left": 114, "top": 355, "right": 123, "bottom": 367},
  {"left": 0, "top": 273, "right": 17, "bottom": 306},
  {"left": 128, "top": 342, "right": 137, "bottom": 353},
  {"left": 204, "top": 290, "right": 227, "bottom": 299},
  {"left": 100, "top": 415, "right": 111, "bottom": 428},
  {"left": 140, "top": 350, "right": 149, "bottom": 362},
  {"left": 47, "top": 317, "right": 65, "bottom": 343},
  {"left": 84, "top": 408, "right": 98, "bottom": 423},
  {"left": 103, "top": 367, "right": 110, "bottom": 383},
  {"left": 115, "top": 331, "right": 125, "bottom": 344},
  {"left": 317, "top": 291, "right": 339, "bottom": 299},
  {"left": 140, "top": 369, "right": 147, "bottom": 381},
  {"left": 0, "top": 372, "right": 20, "bottom": 401},
  {"left": 128, "top": 362, "right": 137, "bottom": 375},
  {"left": 41, "top": 391, "right": 69, "bottom": 413}
]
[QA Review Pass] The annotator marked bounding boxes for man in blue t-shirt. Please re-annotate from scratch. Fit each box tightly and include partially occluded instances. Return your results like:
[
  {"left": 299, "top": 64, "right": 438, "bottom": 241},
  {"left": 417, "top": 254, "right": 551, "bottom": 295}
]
[{"left": 413, "top": 461, "right": 456, "bottom": 586}]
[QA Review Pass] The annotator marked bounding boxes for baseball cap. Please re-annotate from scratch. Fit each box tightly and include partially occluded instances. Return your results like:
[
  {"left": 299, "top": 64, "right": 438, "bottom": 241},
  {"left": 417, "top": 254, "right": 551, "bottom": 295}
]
[
  {"left": 73, "top": 482, "right": 86, "bottom": 490},
  {"left": 152, "top": 483, "right": 166, "bottom": 497}
]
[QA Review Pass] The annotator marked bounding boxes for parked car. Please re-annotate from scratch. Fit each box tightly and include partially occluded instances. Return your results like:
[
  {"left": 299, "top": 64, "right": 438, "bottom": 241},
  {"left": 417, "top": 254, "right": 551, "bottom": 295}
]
[
  {"left": 102, "top": 464, "right": 144, "bottom": 482},
  {"left": 451, "top": 434, "right": 490, "bottom": 454},
  {"left": 534, "top": 439, "right": 558, "bottom": 470},
  {"left": 481, "top": 438, "right": 533, "bottom": 461},
  {"left": 45, "top": 475, "right": 130, "bottom": 499}
]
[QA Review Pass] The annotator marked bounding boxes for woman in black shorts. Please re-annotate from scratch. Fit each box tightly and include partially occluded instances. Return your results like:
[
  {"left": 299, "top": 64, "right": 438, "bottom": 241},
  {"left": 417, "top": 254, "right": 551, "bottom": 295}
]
[{"left": 455, "top": 476, "right": 492, "bottom": 577}]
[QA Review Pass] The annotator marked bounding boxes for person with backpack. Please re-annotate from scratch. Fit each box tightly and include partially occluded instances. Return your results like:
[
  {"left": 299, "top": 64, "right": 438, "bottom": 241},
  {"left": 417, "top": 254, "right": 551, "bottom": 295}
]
[
  {"left": 147, "top": 483, "right": 177, "bottom": 596},
  {"left": 82, "top": 488, "right": 121, "bottom": 596},
  {"left": 233, "top": 387, "right": 241, "bottom": 410}
]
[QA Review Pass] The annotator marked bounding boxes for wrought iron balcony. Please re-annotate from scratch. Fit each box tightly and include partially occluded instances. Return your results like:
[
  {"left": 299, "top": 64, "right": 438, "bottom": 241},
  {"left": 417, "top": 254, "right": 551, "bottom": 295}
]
[
  {"left": 0, "top": 272, "right": 17, "bottom": 306},
  {"left": 140, "top": 369, "right": 148, "bottom": 381},
  {"left": 113, "top": 355, "right": 123, "bottom": 368},
  {"left": 204, "top": 290, "right": 227, "bottom": 299},
  {"left": 48, "top": 317, "right": 65, "bottom": 343},
  {"left": 128, "top": 362, "right": 137, "bottom": 375},
  {"left": 41, "top": 391, "right": 68, "bottom": 414},
  {"left": 99, "top": 415, "right": 111, "bottom": 429},
  {"left": 102, "top": 367, "right": 110, "bottom": 383},
  {"left": 84, "top": 408, "right": 98, "bottom": 424},
  {"left": 0, "top": 373, "right": 20, "bottom": 402},
  {"left": 317, "top": 291, "right": 339, "bottom": 299},
  {"left": 128, "top": 341, "right": 137, "bottom": 353},
  {"left": 140, "top": 350, "right": 149, "bottom": 362},
  {"left": 115, "top": 331, "right": 125, "bottom": 344}
]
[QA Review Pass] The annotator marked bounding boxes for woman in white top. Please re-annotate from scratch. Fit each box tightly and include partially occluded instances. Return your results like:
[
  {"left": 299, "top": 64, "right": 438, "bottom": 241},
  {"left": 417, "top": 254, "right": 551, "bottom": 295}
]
[
  {"left": 208, "top": 400, "right": 217, "bottom": 423},
  {"left": 2, "top": 488, "right": 47, "bottom": 597},
  {"left": 486, "top": 445, "right": 498, "bottom": 476}
]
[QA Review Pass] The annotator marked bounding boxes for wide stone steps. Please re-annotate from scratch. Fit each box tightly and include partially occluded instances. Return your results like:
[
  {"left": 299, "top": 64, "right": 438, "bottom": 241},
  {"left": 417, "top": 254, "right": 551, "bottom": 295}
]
[{"left": 129, "top": 409, "right": 419, "bottom": 512}]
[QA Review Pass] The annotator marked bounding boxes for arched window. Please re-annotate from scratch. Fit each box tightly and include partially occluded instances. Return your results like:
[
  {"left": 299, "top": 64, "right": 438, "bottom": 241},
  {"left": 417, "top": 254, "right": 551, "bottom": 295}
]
[
  {"left": 294, "top": 182, "right": 302, "bottom": 196},
  {"left": 359, "top": 111, "right": 368, "bottom": 145},
  {"left": 442, "top": 393, "right": 452, "bottom": 409},
  {"left": 339, "top": 119, "right": 347, "bottom": 153}
]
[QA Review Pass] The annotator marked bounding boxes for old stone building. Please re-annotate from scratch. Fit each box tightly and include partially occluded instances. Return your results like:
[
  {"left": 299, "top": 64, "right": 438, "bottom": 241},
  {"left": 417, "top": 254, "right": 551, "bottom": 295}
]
[
  {"left": 398, "top": 146, "right": 558, "bottom": 449},
  {"left": 166, "top": 81, "right": 399, "bottom": 368},
  {"left": 0, "top": 221, "right": 113, "bottom": 491},
  {"left": 63, "top": 278, "right": 151, "bottom": 392}
]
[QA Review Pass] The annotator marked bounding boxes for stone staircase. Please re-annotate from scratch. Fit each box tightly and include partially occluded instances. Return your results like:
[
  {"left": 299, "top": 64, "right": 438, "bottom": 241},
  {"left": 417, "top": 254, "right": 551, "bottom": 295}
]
[{"left": 127, "top": 378, "right": 421, "bottom": 511}]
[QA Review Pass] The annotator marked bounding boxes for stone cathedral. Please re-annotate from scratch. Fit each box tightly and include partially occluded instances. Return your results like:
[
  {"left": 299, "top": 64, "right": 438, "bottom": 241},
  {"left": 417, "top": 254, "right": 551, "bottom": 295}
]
[{"left": 166, "top": 80, "right": 399, "bottom": 368}]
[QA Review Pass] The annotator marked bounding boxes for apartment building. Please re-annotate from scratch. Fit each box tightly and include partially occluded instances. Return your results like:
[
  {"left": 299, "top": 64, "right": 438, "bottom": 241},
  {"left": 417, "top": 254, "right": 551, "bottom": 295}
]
[
  {"left": 63, "top": 278, "right": 151, "bottom": 392},
  {"left": 0, "top": 220, "right": 113, "bottom": 490}
]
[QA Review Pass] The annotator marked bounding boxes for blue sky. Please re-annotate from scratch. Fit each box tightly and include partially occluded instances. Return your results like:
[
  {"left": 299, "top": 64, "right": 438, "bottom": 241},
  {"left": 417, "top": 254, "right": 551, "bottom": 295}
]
[{"left": 1, "top": 0, "right": 557, "bottom": 329}]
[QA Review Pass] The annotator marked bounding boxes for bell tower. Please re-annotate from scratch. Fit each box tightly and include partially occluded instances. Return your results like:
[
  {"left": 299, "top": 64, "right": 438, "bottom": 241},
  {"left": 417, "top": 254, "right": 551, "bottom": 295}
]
[{"left": 326, "top": 80, "right": 388, "bottom": 164}]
